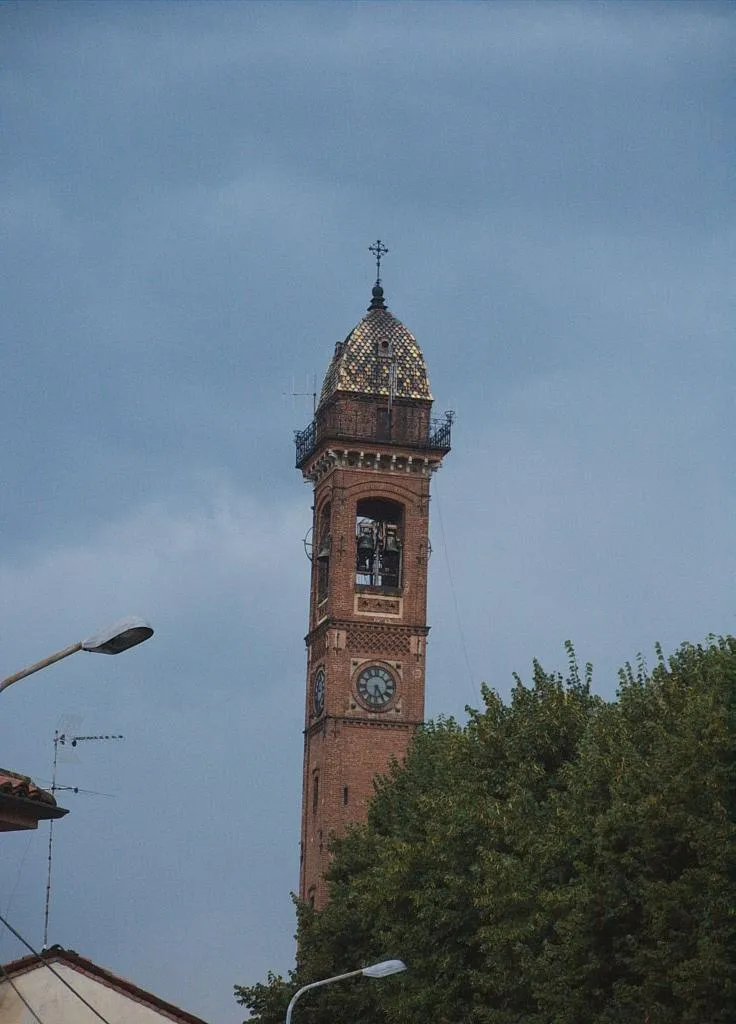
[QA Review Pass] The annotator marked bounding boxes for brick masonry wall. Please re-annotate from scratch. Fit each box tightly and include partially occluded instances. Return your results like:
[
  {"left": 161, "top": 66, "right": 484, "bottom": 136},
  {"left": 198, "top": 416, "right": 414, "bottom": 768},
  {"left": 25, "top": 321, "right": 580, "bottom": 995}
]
[
  {"left": 299, "top": 436, "right": 440, "bottom": 907},
  {"left": 315, "top": 394, "right": 432, "bottom": 450},
  {"left": 301, "top": 719, "right": 416, "bottom": 908}
]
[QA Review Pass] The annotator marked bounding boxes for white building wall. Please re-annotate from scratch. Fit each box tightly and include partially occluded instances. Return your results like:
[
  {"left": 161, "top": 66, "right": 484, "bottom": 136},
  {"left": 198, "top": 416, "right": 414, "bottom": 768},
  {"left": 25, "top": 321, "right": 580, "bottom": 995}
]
[{"left": 0, "top": 964, "right": 184, "bottom": 1024}]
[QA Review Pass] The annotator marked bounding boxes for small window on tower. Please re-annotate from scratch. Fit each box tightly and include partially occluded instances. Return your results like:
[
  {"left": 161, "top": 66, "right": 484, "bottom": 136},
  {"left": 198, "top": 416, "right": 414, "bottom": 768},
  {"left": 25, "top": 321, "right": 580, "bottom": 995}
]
[
  {"left": 308, "top": 887, "right": 316, "bottom": 909},
  {"left": 376, "top": 337, "right": 393, "bottom": 359},
  {"left": 316, "top": 503, "right": 331, "bottom": 604},
  {"left": 312, "top": 772, "right": 319, "bottom": 814},
  {"left": 343, "top": 785, "right": 349, "bottom": 806}
]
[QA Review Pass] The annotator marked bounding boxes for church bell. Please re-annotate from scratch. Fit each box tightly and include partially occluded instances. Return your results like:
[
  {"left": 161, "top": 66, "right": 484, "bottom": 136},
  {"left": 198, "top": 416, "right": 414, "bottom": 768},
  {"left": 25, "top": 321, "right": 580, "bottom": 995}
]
[
  {"left": 380, "top": 525, "right": 401, "bottom": 586},
  {"left": 383, "top": 528, "right": 400, "bottom": 554},
  {"left": 357, "top": 525, "right": 375, "bottom": 572}
]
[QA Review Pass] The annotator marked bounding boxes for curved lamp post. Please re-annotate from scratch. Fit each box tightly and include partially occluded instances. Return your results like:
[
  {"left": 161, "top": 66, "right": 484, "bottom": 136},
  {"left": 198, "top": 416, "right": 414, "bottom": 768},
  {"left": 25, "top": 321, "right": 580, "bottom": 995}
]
[
  {"left": 0, "top": 617, "right": 154, "bottom": 695},
  {"left": 285, "top": 959, "right": 406, "bottom": 1024}
]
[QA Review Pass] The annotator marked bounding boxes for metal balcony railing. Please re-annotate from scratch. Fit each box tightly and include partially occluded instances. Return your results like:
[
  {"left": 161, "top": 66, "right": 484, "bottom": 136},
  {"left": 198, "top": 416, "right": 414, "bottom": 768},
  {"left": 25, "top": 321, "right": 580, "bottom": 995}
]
[
  {"left": 295, "top": 411, "right": 453, "bottom": 468},
  {"left": 428, "top": 415, "right": 453, "bottom": 451},
  {"left": 294, "top": 420, "right": 317, "bottom": 466}
]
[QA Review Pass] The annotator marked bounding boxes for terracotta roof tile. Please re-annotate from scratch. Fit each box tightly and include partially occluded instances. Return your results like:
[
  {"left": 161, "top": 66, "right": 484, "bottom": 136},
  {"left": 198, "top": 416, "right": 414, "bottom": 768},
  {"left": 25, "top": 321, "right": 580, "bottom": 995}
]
[{"left": 0, "top": 769, "right": 56, "bottom": 806}]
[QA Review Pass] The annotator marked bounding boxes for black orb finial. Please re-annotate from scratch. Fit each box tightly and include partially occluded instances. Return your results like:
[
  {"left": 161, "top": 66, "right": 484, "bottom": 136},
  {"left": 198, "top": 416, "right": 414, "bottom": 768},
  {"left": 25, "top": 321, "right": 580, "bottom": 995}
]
[{"left": 369, "top": 282, "right": 386, "bottom": 311}]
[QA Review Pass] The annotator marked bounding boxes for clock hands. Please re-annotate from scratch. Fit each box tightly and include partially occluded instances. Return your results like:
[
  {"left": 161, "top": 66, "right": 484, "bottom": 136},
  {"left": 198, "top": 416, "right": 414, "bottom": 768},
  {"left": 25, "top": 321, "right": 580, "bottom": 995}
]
[{"left": 357, "top": 664, "right": 396, "bottom": 708}]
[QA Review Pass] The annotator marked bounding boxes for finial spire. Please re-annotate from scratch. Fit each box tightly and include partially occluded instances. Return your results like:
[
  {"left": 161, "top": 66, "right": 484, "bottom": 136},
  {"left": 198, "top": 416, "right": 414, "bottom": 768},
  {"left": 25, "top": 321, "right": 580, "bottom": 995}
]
[
  {"left": 368, "top": 239, "right": 389, "bottom": 285},
  {"left": 368, "top": 239, "right": 389, "bottom": 310}
]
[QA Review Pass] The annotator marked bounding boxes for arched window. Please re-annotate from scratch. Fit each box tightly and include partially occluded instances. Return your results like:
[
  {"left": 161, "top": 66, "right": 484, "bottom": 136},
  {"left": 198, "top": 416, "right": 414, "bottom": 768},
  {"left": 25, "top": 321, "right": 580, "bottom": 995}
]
[
  {"left": 316, "top": 503, "right": 331, "bottom": 604},
  {"left": 355, "top": 498, "right": 403, "bottom": 589}
]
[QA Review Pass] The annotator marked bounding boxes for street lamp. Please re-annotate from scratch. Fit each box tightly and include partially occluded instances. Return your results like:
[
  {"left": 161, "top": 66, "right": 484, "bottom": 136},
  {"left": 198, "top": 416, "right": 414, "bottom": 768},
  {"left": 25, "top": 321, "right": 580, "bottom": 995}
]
[
  {"left": 0, "top": 617, "right": 154, "bottom": 695},
  {"left": 285, "top": 959, "right": 406, "bottom": 1024}
]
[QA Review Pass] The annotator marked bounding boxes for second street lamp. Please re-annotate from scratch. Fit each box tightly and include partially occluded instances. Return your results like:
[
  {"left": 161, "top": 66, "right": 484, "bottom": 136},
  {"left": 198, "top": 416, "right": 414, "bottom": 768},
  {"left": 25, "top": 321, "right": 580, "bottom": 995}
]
[
  {"left": 0, "top": 617, "right": 154, "bottom": 695},
  {"left": 285, "top": 959, "right": 406, "bottom": 1024}
]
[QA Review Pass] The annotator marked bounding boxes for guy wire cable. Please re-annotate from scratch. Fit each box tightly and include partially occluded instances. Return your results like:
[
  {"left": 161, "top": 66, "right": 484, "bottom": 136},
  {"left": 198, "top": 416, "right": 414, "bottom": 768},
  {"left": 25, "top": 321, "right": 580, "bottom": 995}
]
[
  {"left": 0, "top": 911, "right": 114, "bottom": 1024},
  {"left": 0, "top": 831, "right": 33, "bottom": 956},
  {"left": 0, "top": 959, "right": 47, "bottom": 1024}
]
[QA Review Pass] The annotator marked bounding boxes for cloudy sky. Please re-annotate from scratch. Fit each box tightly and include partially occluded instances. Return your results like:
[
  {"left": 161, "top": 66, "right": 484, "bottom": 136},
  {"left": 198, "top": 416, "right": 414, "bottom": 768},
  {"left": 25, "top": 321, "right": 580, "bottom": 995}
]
[{"left": 0, "top": 2, "right": 733, "bottom": 1021}]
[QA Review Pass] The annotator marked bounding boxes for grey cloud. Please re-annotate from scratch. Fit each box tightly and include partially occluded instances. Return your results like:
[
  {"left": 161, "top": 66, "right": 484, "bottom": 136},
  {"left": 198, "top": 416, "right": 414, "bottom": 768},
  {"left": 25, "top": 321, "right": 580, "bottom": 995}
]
[{"left": 0, "top": 4, "right": 733, "bottom": 1022}]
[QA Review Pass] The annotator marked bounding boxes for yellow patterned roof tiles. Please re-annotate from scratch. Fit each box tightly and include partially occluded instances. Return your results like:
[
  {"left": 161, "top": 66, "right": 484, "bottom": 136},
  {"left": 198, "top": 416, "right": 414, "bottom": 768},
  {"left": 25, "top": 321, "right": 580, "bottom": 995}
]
[{"left": 319, "top": 306, "right": 433, "bottom": 407}]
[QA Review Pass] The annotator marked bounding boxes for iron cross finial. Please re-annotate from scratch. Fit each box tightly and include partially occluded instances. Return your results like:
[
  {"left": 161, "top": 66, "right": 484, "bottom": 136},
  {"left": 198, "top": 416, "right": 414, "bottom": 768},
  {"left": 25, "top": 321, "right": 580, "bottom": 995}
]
[{"left": 368, "top": 239, "right": 389, "bottom": 285}]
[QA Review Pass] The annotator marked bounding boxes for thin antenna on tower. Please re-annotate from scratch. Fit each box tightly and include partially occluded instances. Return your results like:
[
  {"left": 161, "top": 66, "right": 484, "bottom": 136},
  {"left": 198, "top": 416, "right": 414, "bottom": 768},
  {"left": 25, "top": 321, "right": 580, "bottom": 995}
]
[
  {"left": 43, "top": 729, "right": 123, "bottom": 948},
  {"left": 290, "top": 374, "right": 318, "bottom": 415},
  {"left": 388, "top": 358, "right": 397, "bottom": 414}
]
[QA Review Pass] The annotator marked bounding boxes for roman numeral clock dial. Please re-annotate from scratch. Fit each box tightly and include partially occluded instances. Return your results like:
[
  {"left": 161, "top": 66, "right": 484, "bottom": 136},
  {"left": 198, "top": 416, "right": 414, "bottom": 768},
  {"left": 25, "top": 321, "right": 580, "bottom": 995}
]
[
  {"left": 312, "top": 668, "right": 325, "bottom": 717},
  {"left": 356, "top": 664, "right": 396, "bottom": 709}
]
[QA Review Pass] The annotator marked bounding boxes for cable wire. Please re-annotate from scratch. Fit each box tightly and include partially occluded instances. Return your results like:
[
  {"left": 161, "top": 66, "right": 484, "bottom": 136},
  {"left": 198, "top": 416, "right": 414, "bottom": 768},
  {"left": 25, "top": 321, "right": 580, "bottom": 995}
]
[
  {"left": 0, "top": 831, "right": 33, "bottom": 957},
  {"left": 0, "top": 912, "right": 114, "bottom": 1024},
  {"left": 0, "top": 959, "right": 47, "bottom": 1024}
]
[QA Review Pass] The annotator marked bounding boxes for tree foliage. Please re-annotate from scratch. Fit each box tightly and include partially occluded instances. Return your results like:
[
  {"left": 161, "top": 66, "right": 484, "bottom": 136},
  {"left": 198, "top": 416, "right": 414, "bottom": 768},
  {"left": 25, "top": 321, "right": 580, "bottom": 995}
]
[{"left": 235, "top": 638, "right": 736, "bottom": 1023}]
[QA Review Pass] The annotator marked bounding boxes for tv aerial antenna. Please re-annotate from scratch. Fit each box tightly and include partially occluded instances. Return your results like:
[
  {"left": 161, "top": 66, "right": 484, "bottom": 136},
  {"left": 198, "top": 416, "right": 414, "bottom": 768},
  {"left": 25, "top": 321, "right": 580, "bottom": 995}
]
[
  {"left": 286, "top": 373, "right": 318, "bottom": 416},
  {"left": 43, "top": 725, "right": 123, "bottom": 948}
]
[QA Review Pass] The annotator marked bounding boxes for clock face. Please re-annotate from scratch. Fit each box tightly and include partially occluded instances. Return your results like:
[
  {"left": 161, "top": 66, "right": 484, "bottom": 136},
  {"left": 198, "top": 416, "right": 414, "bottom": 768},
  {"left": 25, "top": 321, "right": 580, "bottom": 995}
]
[
  {"left": 312, "top": 668, "right": 325, "bottom": 717},
  {"left": 356, "top": 664, "right": 396, "bottom": 709}
]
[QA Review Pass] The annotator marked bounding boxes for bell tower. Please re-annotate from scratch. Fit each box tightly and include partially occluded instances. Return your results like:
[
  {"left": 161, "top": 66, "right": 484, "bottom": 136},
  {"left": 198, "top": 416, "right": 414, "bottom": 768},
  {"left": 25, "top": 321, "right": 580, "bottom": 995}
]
[{"left": 294, "top": 245, "right": 452, "bottom": 908}]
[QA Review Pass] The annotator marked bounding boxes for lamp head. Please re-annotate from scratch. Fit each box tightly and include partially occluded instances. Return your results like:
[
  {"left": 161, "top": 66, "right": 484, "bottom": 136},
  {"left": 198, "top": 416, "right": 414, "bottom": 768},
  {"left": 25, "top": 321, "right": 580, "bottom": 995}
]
[
  {"left": 361, "top": 959, "right": 407, "bottom": 979},
  {"left": 81, "top": 617, "right": 154, "bottom": 655}
]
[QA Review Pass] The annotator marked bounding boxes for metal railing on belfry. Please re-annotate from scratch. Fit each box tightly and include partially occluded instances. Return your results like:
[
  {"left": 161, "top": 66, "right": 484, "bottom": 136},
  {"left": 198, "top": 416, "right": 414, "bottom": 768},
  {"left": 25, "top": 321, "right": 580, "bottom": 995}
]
[{"left": 294, "top": 410, "right": 453, "bottom": 468}]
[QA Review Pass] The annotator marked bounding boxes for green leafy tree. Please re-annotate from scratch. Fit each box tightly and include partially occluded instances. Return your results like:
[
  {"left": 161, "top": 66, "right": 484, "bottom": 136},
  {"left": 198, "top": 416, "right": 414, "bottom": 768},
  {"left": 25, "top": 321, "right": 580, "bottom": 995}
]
[
  {"left": 534, "top": 639, "right": 736, "bottom": 1023},
  {"left": 235, "top": 638, "right": 735, "bottom": 1024}
]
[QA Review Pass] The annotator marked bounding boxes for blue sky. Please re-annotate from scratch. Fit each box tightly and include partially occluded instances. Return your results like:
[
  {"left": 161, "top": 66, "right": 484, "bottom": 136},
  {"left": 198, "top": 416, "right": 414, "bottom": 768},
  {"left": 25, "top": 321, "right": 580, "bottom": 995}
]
[{"left": 0, "top": 2, "right": 733, "bottom": 1021}]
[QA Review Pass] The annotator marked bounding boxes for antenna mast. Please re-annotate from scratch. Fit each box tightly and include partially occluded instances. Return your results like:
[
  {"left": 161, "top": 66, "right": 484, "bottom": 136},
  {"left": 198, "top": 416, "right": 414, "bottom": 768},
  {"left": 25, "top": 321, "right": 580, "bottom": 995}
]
[
  {"left": 43, "top": 730, "right": 123, "bottom": 948},
  {"left": 290, "top": 374, "right": 318, "bottom": 415}
]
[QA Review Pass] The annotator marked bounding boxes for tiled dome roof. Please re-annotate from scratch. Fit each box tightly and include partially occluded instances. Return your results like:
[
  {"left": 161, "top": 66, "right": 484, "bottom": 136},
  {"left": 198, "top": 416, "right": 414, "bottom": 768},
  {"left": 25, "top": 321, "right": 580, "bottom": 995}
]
[{"left": 319, "top": 287, "right": 432, "bottom": 407}]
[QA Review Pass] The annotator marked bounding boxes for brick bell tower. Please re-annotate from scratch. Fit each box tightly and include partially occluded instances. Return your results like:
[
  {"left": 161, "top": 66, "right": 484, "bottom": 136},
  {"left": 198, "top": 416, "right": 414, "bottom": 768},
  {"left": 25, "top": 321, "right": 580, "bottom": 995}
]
[{"left": 294, "top": 244, "right": 452, "bottom": 908}]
